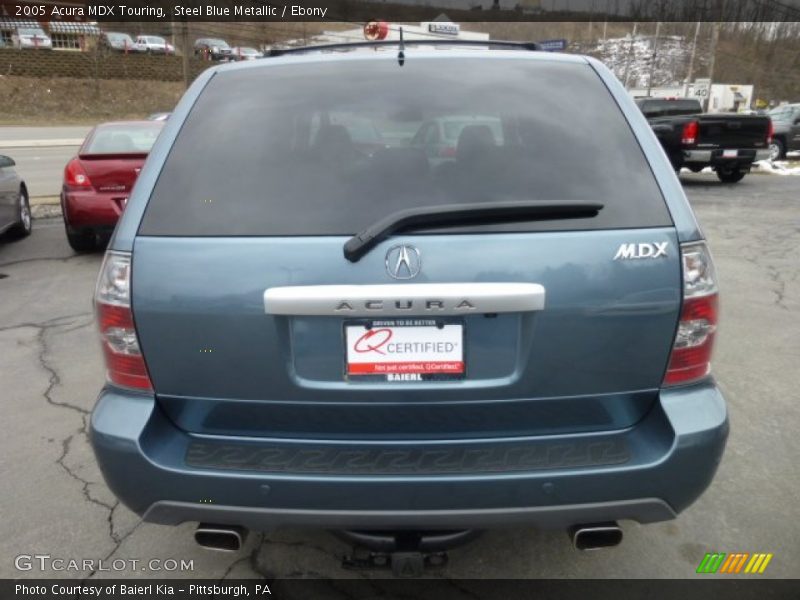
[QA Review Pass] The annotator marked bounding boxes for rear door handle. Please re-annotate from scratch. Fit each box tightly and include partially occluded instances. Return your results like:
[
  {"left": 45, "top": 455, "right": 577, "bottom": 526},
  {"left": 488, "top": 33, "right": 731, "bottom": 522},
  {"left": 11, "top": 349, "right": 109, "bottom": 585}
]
[{"left": 264, "top": 282, "right": 546, "bottom": 317}]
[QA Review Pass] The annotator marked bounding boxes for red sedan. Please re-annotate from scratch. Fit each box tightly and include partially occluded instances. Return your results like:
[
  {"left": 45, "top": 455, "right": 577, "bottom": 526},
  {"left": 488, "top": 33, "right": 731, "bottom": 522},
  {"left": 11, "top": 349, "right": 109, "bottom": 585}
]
[{"left": 61, "top": 121, "right": 163, "bottom": 252}]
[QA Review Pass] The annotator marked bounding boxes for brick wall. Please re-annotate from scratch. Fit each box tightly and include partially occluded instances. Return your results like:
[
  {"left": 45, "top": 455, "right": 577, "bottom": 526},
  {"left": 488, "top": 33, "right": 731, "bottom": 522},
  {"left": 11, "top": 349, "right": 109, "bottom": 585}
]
[{"left": 0, "top": 49, "right": 211, "bottom": 82}]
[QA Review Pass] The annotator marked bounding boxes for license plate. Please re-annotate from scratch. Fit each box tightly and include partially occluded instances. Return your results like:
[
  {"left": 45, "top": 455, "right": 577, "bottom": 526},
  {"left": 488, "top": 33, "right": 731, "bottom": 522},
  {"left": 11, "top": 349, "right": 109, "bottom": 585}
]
[
  {"left": 722, "top": 149, "right": 738, "bottom": 158},
  {"left": 345, "top": 319, "right": 465, "bottom": 382}
]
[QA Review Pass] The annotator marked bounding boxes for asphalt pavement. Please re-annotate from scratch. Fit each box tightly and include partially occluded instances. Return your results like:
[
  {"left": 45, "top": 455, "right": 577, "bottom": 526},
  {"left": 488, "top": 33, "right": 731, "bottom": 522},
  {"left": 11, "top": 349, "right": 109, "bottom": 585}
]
[
  {"left": 0, "top": 126, "right": 91, "bottom": 198},
  {"left": 3, "top": 146, "right": 78, "bottom": 197},
  {"left": 0, "top": 173, "right": 797, "bottom": 582},
  {"left": 0, "top": 126, "right": 90, "bottom": 144}
]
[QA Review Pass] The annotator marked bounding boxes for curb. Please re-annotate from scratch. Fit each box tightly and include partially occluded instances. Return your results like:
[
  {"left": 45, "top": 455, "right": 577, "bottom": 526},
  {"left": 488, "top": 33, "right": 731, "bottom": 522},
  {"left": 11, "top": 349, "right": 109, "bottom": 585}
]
[
  {"left": 31, "top": 197, "right": 62, "bottom": 219},
  {"left": 0, "top": 139, "right": 83, "bottom": 149}
]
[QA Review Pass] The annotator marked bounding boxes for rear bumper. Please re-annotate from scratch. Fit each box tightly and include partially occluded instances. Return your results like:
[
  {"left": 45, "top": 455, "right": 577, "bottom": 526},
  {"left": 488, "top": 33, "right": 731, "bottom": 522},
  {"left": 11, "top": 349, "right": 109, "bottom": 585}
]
[
  {"left": 61, "top": 189, "right": 124, "bottom": 231},
  {"left": 90, "top": 382, "right": 728, "bottom": 531},
  {"left": 683, "top": 148, "right": 770, "bottom": 165}
]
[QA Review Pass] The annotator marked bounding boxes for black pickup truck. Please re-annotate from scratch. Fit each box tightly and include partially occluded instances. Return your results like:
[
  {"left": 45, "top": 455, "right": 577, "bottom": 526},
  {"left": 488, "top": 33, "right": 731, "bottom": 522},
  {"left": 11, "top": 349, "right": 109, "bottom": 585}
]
[{"left": 636, "top": 98, "right": 772, "bottom": 183}]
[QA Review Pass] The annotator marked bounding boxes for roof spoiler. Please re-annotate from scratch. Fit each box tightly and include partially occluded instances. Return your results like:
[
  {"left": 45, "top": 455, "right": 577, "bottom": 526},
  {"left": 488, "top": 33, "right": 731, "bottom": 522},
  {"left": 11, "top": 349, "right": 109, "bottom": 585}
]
[{"left": 266, "top": 39, "right": 540, "bottom": 57}]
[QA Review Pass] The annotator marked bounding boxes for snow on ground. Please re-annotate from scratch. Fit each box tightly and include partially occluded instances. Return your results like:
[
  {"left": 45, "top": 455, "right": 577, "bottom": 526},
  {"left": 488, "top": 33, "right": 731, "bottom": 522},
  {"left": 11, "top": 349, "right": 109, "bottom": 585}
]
[
  {"left": 753, "top": 160, "right": 800, "bottom": 176},
  {"left": 680, "top": 156, "right": 800, "bottom": 177}
]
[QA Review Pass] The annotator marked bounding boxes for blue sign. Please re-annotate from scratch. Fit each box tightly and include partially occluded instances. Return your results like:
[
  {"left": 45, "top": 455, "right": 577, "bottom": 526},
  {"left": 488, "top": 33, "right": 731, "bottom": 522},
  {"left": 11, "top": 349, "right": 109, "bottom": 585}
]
[{"left": 538, "top": 39, "right": 568, "bottom": 52}]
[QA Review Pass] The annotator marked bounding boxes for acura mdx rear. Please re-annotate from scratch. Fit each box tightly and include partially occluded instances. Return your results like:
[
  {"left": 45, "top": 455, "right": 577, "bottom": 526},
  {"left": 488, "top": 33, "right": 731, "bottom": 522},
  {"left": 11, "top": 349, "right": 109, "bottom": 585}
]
[{"left": 90, "top": 45, "right": 728, "bottom": 563}]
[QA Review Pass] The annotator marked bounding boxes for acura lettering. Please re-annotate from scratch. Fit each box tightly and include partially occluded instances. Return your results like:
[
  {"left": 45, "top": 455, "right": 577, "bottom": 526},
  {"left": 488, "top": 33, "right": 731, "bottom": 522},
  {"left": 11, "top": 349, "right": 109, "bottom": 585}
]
[{"left": 335, "top": 299, "right": 476, "bottom": 312}]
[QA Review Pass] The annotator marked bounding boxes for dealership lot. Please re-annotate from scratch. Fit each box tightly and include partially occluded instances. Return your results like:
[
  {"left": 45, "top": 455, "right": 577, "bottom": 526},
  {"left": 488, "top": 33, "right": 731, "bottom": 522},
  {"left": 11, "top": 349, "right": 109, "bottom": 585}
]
[{"left": 0, "top": 173, "right": 797, "bottom": 581}]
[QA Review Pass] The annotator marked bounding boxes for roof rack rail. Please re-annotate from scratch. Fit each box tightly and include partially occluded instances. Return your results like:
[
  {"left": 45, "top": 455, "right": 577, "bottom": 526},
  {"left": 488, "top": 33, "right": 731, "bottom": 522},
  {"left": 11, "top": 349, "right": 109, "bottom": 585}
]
[{"left": 266, "top": 39, "right": 540, "bottom": 57}]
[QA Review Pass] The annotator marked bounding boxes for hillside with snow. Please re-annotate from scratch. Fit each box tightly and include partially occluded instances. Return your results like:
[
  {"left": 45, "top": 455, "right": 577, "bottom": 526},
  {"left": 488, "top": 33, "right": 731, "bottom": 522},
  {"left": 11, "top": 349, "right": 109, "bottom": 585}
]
[{"left": 580, "top": 34, "right": 709, "bottom": 89}]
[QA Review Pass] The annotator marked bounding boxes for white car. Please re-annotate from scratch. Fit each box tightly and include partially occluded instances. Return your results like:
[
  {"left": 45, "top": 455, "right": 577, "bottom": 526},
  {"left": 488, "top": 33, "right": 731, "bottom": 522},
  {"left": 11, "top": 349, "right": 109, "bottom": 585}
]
[
  {"left": 12, "top": 27, "right": 52, "bottom": 50},
  {"left": 230, "top": 47, "right": 263, "bottom": 61},
  {"left": 134, "top": 35, "right": 174, "bottom": 54}
]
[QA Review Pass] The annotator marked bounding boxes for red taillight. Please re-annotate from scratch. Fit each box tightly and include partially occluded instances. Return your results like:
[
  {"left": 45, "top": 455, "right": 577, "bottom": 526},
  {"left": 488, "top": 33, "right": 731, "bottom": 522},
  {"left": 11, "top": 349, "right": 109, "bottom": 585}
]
[
  {"left": 766, "top": 119, "right": 774, "bottom": 144},
  {"left": 439, "top": 146, "right": 457, "bottom": 158},
  {"left": 664, "top": 242, "right": 719, "bottom": 386},
  {"left": 681, "top": 120, "right": 699, "bottom": 145},
  {"left": 95, "top": 252, "right": 152, "bottom": 391},
  {"left": 65, "top": 158, "right": 92, "bottom": 188}
]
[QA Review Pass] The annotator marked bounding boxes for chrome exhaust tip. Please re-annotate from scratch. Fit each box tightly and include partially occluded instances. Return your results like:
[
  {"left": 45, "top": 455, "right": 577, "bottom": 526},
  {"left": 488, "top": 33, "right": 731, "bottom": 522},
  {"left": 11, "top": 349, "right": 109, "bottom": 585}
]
[
  {"left": 194, "top": 524, "right": 248, "bottom": 552},
  {"left": 569, "top": 522, "right": 623, "bottom": 550}
]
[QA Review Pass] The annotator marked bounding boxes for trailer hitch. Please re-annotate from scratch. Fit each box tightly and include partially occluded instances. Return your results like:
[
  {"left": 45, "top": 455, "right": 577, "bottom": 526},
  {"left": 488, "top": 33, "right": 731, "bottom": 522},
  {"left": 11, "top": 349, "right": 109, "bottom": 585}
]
[{"left": 335, "top": 529, "right": 479, "bottom": 577}]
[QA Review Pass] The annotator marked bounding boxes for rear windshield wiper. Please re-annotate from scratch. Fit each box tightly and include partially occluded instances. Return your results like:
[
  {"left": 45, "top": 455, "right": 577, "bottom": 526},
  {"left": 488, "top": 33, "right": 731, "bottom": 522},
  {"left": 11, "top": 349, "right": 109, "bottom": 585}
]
[{"left": 343, "top": 200, "right": 604, "bottom": 262}]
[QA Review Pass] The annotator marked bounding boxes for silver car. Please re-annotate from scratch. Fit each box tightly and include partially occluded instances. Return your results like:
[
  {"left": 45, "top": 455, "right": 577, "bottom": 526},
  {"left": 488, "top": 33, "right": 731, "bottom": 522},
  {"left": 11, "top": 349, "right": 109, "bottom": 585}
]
[{"left": 0, "top": 155, "right": 31, "bottom": 240}]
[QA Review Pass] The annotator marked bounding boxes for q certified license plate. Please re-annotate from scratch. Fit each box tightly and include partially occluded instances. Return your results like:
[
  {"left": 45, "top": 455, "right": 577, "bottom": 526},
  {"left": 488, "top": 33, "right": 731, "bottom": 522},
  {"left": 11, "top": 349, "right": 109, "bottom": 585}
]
[{"left": 345, "top": 319, "right": 465, "bottom": 382}]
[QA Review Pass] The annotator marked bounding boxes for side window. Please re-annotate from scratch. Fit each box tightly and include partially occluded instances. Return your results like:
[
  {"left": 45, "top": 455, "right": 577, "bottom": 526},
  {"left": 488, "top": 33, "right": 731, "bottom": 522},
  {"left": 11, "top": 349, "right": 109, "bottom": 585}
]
[
  {"left": 424, "top": 124, "right": 440, "bottom": 145},
  {"left": 411, "top": 123, "right": 430, "bottom": 146}
]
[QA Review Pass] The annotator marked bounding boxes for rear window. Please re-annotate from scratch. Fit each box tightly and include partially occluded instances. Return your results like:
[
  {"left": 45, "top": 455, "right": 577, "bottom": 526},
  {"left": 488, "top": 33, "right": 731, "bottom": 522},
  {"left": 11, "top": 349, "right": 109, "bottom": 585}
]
[
  {"left": 141, "top": 56, "right": 671, "bottom": 236},
  {"left": 84, "top": 123, "right": 163, "bottom": 155},
  {"left": 637, "top": 99, "right": 702, "bottom": 118}
]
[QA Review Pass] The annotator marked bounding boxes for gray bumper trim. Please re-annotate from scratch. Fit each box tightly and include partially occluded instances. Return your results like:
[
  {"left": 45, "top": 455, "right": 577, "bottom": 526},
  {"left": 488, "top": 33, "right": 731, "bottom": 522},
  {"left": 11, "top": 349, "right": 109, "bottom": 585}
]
[
  {"left": 754, "top": 149, "right": 770, "bottom": 161},
  {"left": 143, "top": 498, "right": 676, "bottom": 531},
  {"left": 683, "top": 149, "right": 770, "bottom": 163},
  {"left": 683, "top": 150, "right": 713, "bottom": 162}
]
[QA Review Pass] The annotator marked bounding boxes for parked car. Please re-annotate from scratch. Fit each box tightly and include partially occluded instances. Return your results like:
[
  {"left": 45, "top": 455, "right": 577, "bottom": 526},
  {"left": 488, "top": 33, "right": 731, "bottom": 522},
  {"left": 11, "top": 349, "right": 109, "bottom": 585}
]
[
  {"left": 766, "top": 103, "right": 800, "bottom": 160},
  {"left": 134, "top": 35, "right": 174, "bottom": 55},
  {"left": 147, "top": 112, "right": 171, "bottom": 121},
  {"left": 410, "top": 115, "right": 503, "bottom": 164},
  {"left": 636, "top": 97, "right": 772, "bottom": 183},
  {"left": 90, "top": 42, "right": 728, "bottom": 574},
  {"left": 194, "top": 37, "right": 233, "bottom": 61},
  {"left": 230, "top": 46, "right": 263, "bottom": 61},
  {"left": 100, "top": 32, "right": 136, "bottom": 53},
  {"left": 316, "top": 112, "right": 387, "bottom": 156},
  {"left": 61, "top": 121, "right": 164, "bottom": 252},
  {"left": 0, "top": 155, "right": 31, "bottom": 240},
  {"left": 11, "top": 27, "right": 52, "bottom": 50}
]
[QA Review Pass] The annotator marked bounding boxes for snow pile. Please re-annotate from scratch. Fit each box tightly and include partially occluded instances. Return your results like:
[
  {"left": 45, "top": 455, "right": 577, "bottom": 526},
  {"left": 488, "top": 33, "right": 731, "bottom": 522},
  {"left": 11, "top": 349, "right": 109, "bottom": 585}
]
[{"left": 753, "top": 160, "right": 800, "bottom": 176}]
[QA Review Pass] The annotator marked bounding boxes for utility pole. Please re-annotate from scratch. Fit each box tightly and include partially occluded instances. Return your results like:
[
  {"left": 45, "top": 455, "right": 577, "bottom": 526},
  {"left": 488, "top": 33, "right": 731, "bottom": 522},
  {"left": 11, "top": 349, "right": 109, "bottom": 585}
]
[
  {"left": 646, "top": 21, "right": 662, "bottom": 97},
  {"left": 622, "top": 22, "right": 638, "bottom": 89},
  {"left": 705, "top": 22, "right": 720, "bottom": 111},
  {"left": 684, "top": 21, "right": 701, "bottom": 97},
  {"left": 181, "top": 19, "right": 190, "bottom": 89}
]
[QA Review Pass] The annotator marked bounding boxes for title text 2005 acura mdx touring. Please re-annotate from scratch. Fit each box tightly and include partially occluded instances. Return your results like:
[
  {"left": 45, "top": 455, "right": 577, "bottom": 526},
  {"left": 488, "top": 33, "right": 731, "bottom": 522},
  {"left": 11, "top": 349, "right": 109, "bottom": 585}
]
[{"left": 90, "top": 41, "right": 728, "bottom": 572}]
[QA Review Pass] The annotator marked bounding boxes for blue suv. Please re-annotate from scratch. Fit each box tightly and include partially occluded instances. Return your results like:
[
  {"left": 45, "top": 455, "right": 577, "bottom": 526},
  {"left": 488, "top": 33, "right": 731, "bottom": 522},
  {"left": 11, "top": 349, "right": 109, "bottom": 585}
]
[{"left": 90, "top": 40, "right": 727, "bottom": 568}]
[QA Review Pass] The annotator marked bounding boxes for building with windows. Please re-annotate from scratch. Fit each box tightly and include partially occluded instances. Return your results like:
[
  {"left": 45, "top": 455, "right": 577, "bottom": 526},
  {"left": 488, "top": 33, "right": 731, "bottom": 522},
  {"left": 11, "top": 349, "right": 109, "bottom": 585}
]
[
  {"left": 47, "top": 20, "right": 100, "bottom": 50},
  {"left": 0, "top": 15, "right": 99, "bottom": 51}
]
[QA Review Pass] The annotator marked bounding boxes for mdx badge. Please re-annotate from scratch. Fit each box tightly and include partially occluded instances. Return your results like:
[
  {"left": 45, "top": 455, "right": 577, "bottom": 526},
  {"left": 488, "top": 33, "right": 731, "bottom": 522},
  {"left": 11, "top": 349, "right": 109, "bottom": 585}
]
[{"left": 614, "top": 242, "right": 669, "bottom": 260}]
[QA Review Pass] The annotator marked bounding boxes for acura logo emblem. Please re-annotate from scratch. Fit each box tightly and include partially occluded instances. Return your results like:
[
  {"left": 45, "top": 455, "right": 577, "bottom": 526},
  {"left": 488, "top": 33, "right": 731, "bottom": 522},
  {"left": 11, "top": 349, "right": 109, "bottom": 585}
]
[{"left": 385, "top": 245, "right": 421, "bottom": 280}]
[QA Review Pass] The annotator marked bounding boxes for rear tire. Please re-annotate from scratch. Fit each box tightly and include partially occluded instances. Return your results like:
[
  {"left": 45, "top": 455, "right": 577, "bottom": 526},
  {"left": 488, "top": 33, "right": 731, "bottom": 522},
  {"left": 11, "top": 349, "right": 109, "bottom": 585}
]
[
  {"left": 8, "top": 187, "right": 32, "bottom": 238},
  {"left": 66, "top": 227, "right": 97, "bottom": 253},
  {"left": 716, "top": 167, "right": 747, "bottom": 183},
  {"left": 768, "top": 138, "right": 786, "bottom": 161}
]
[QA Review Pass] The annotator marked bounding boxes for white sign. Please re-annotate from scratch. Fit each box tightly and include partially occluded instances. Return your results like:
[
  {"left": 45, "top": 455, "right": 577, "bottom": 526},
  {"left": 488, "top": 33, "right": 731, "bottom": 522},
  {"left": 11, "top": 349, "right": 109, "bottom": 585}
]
[
  {"left": 345, "top": 322, "right": 463, "bottom": 378},
  {"left": 691, "top": 78, "right": 711, "bottom": 99},
  {"left": 428, "top": 22, "right": 460, "bottom": 36}
]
